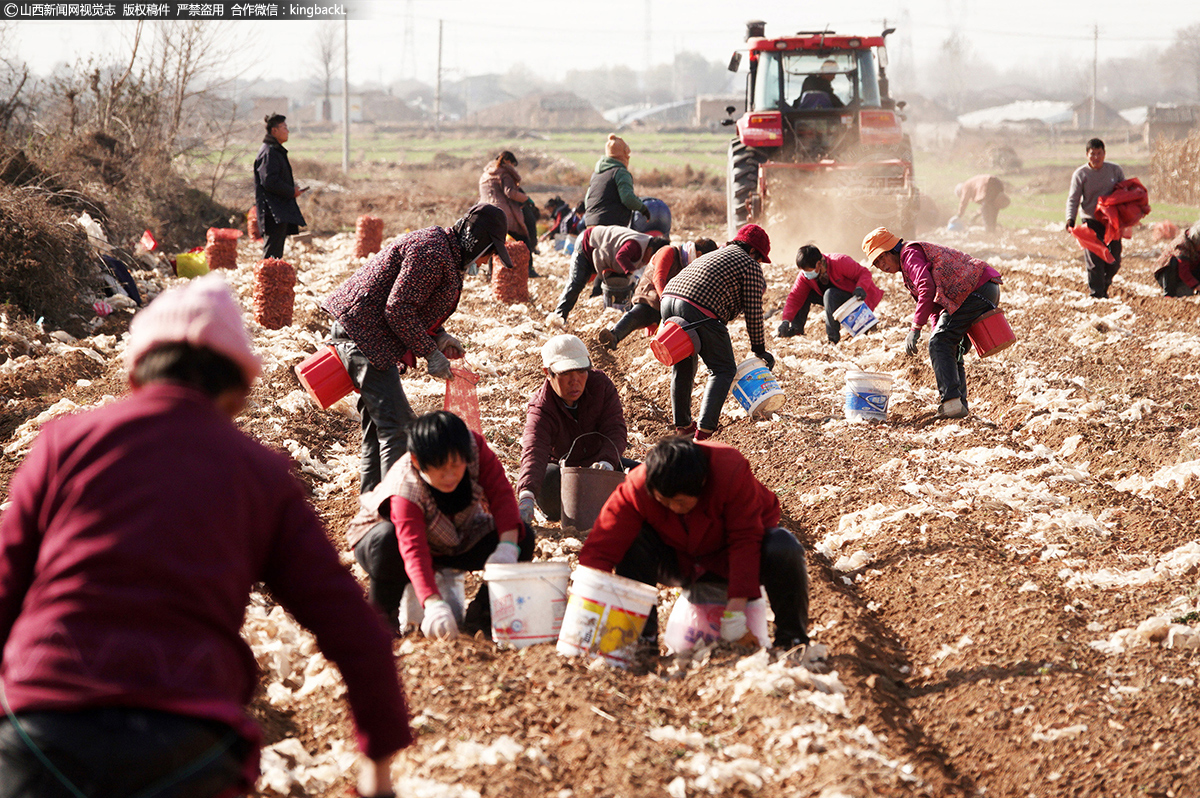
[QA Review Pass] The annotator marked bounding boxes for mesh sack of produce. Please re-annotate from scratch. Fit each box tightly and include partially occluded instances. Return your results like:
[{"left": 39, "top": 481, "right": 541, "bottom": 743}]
[
  {"left": 354, "top": 215, "right": 384, "bottom": 258},
  {"left": 252, "top": 258, "right": 297, "bottom": 330},
  {"left": 491, "top": 240, "right": 530, "bottom": 304},
  {"left": 205, "top": 228, "right": 242, "bottom": 271}
]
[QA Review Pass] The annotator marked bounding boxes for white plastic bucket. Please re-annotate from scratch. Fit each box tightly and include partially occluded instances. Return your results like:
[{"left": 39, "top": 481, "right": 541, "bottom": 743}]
[
  {"left": 731, "top": 356, "right": 785, "bottom": 418},
  {"left": 556, "top": 566, "right": 659, "bottom": 668},
  {"left": 832, "top": 297, "right": 878, "bottom": 338},
  {"left": 845, "top": 370, "right": 893, "bottom": 422},
  {"left": 662, "top": 584, "right": 770, "bottom": 654},
  {"left": 484, "top": 561, "right": 572, "bottom": 649}
]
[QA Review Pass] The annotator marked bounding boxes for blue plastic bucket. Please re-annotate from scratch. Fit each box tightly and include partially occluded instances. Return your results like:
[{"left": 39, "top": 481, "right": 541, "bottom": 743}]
[
  {"left": 832, "top": 297, "right": 878, "bottom": 337},
  {"left": 845, "top": 370, "right": 892, "bottom": 422},
  {"left": 732, "top": 356, "right": 784, "bottom": 418}
]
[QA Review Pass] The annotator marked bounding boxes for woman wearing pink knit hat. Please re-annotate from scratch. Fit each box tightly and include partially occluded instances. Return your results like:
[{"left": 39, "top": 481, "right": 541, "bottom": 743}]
[{"left": 0, "top": 274, "right": 410, "bottom": 796}]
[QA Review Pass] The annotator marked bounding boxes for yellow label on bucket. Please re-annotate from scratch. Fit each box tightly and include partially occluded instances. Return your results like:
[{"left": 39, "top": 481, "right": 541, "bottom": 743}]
[{"left": 597, "top": 606, "right": 645, "bottom": 656}]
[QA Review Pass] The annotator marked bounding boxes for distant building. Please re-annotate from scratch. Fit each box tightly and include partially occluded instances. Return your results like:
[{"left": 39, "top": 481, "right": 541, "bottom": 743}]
[
  {"left": 1143, "top": 105, "right": 1200, "bottom": 145},
  {"left": 465, "top": 92, "right": 607, "bottom": 129},
  {"left": 1070, "top": 98, "right": 1128, "bottom": 130}
]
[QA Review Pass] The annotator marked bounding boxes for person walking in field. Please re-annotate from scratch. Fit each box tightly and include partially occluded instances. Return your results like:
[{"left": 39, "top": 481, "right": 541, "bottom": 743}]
[
  {"left": 478, "top": 150, "right": 539, "bottom": 277},
  {"left": 0, "top": 275, "right": 410, "bottom": 797},
  {"left": 253, "top": 113, "right": 307, "bottom": 260},
  {"left": 1065, "top": 138, "right": 1124, "bottom": 299},
  {"left": 862, "top": 226, "right": 1002, "bottom": 420}
]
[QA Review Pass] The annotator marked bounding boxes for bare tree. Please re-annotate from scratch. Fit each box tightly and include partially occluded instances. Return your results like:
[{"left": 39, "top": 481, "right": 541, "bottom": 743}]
[
  {"left": 311, "top": 22, "right": 341, "bottom": 122},
  {"left": 1163, "top": 23, "right": 1200, "bottom": 101}
]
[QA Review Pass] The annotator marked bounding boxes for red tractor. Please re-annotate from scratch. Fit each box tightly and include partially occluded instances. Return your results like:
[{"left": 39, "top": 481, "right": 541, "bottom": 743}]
[{"left": 723, "top": 21, "right": 919, "bottom": 256}]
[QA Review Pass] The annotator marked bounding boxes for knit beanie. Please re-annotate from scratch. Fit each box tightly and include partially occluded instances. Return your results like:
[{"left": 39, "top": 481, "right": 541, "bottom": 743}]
[
  {"left": 605, "top": 134, "right": 631, "bottom": 165},
  {"left": 124, "top": 272, "right": 261, "bottom": 386}
]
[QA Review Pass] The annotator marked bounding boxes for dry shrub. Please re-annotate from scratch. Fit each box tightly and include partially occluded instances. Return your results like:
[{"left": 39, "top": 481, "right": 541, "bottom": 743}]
[
  {"left": 0, "top": 184, "right": 98, "bottom": 326},
  {"left": 290, "top": 157, "right": 346, "bottom": 185},
  {"left": 1151, "top": 132, "right": 1200, "bottom": 205},
  {"left": 669, "top": 189, "right": 726, "bottom": 227}
]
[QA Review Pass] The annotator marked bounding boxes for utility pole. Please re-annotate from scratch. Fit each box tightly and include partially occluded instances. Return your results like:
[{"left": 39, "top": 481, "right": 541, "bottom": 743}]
[
  {"left": 644, "top": 0, "right": 652, "bottom": 103},
  {"left": 435, "top": 20, "right": 443, "bottom": 135},
  {"left": 342, "top": 18, "right": 350, "bottom": 174},
  {"left": 1091, "top": 24, "right": 1098, "bottom": 130}
]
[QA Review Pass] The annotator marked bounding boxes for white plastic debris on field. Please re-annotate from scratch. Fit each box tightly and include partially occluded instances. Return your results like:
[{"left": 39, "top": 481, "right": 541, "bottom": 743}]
[
  {"left": 678, "top": 751, "right": 774, "bottom": 794},
  {"left": 1089, "top": 595, "right": 1200, "bottom": 655},
  {"left": 1031, "top": 724, "right": 1088, "bottom": 742},
  {"left": 423, "top": 735, "right": 527, "bottom": 769},
  {"left": 258, "top": 738, "right": 358, "bottom": 795},
  {"left": 1113, "top": 458, "right": 1200, "bottom": 496},
  {"left": 1062, "top": 539, "right": 1200, "bottom": 590}
]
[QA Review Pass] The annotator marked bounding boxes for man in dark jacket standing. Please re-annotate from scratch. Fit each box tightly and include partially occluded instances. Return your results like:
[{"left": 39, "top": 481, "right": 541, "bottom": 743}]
[
  {"left": 516, "top": 334, "right": 635, "bottom": 526},
  {"left": 254, "top": 113, "right": 307, "bottom": 260}
]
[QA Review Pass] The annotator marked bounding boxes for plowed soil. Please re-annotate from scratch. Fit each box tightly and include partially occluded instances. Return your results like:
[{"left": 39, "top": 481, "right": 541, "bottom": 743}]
[{"left": 3, "top": 202, "right": 1200, "bottom": 798}]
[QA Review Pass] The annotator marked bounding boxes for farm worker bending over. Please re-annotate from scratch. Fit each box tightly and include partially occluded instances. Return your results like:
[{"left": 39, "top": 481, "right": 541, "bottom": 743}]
[
  {"left": 1153, "top": 221, "right": 1200, "bottom": 297},
  {"left": 777, "top": 244, "right": 883, "bottom": 344},
  {"left": 323, "top": 203, "right": 513, "bottom": 494},
  {"left": 517, "top": 335, "right": 638, "bottom": 527},
  {"left": 583, "top": 134, "right": 648, "bottom": 228},
  {"left": 548, "top": 225, "right": 670, "bottom": 326},
  {"left": 0, "top": 274, "right": 410, "bottom": 797},
  {"left": 660, "top": 223, "right": 775, "bottom": 440},
  {"left": 478, "top": 149, "right": 539, "bottom": 277},
  {"left": 951, "top": 174, "right": 1009, "bottom": 234},
  {"left": 254, "top": 112, "right": 307, "bottom": 260},
  {"left": 578, "top": 436, "right": 810, "bottom": 651},
  {"left": 348, "top": 411, "right": 535, "bottom": 640},
  {"left": 1065, "top": 138, "right": 1125, "bottom": 299},
  {"left": 863, "top": 226, "right": 1002, "bottom": 420},
  {"left": 598, "top": 237, "right": 719, "bottom": 350}
]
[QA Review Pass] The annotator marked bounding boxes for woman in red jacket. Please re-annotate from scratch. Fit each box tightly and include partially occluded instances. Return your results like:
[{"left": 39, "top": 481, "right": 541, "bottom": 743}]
[
  {"left": 777, "top": 244, "right": 883, "bottom": 343},
  {"left": 578, "top": 436, "right": 809, "bottom": 651}
]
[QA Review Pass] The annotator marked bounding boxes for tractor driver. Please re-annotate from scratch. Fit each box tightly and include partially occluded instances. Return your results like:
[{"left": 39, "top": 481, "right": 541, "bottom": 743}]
[{"left": 796, "top": 60, "right": 844, "bottom": 110}]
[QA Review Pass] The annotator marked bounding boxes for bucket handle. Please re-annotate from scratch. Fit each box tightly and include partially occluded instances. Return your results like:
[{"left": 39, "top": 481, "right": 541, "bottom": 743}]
[{"left": 559, "top": 431, "right": 623, "bottom": 469}]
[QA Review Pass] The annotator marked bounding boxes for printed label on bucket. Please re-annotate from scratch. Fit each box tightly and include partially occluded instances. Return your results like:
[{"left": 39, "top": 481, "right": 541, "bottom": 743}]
[
  {"left": 558, "top": 595, "right": 646, "bottom": 664},
  {"left": 841, "top": 303, "right": 877, "bottom": 336},
  {"left": 733, "top": 366, "right": 784, "bottom": 415},
  {"left": 846, "top": 390, "right": 888, "bottom": 419}
]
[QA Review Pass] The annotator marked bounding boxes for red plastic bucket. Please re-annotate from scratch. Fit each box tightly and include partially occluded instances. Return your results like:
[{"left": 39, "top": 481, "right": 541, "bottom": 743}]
[
  {"left": 967, "top": 309, "right": 1016, "bottom": 357},
  {"left": 295, "top": 345, "right": 357, "bottom": 409},
  {"left": 650, "top": 319, "right": 696, "bottom": 365}
]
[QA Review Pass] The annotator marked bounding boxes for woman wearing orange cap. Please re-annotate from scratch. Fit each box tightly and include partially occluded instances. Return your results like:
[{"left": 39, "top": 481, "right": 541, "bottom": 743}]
[{"left": 862, "top": 227, "right": 1002, "bottom": 419}]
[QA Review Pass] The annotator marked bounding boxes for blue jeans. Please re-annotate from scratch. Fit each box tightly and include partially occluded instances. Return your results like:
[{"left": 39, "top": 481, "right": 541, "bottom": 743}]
[
  {"left": 661, "top": 296, "right": 736, "bottom": 432},
  {"left": 611, "top": 303, "right": 660, "bottom": 343},
  {"left": 0, "top": 708, "right": 244, "bottom": 798},
  {"left": 928, "top": 281, "right": 1001, "bottom": 404},
  {"left": 553, "top": 240, "right": 596, "bottom": 321},
  {"left": 792, "top": 286, "right": 854, "bottom": 343},
  {"left": 329, "top": 322, "right": 417, "bottom": 494}
]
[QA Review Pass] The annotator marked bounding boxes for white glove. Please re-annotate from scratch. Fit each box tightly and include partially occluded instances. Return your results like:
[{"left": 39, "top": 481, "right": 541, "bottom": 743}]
[
  {"left": 425, "top": 349, "right": 452, "bottom": 381},
  {"left": 486, "top": 541, "right": 520, "bottom": 565},
  {"left": 435, "top": 331, "right": 464, "bottom": 359},
  {"left": 517, "top": 491, "right": 536, "bottom": 526},
  {"left": 720, "top": 610, "right": 749, "bottom": 642},
  {"left": 420, "top": 598, "right": 458, "bottom": 640},
  {"left": 592, "top": 460, "right": 615, "bottom": 471}
]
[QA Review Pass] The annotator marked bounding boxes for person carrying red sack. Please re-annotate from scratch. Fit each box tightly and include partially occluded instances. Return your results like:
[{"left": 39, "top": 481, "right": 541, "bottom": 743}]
[{"left": 1065, "top": 138, "right": 1125, "bottom": 298}]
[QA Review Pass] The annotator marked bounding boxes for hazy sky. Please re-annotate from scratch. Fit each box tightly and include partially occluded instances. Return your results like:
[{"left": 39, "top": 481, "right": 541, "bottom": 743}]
[{"left": 5, "top": 1, "right": 1192, "bottom": 89}]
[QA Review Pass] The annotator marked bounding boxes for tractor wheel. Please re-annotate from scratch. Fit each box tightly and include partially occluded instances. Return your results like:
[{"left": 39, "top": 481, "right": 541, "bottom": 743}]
[{"left": 727, "top": 140, "right": 765, "bottom": 239}]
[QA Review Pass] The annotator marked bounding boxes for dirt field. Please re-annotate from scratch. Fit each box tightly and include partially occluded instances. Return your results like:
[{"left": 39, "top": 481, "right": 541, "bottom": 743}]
[{"left": 3, "top": 193, "right": 1200, "bottom": 797}]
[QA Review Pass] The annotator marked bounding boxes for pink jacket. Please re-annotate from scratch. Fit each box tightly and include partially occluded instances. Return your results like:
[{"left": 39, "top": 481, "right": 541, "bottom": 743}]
[
  {"left": 782, "top": 253, "right": 883, "bottom": 322},
  {"left": 478, "top": 162, "right": 528, "bottom": 236}
]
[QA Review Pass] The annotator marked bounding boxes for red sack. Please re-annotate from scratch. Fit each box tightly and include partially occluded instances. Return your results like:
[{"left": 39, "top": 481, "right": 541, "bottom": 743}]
[
  {"left": 444, "top": 368, "right": 482, "bottom": 433},
  {"left": 1071, "top": 225, "right": 1114, "bottom": 264},
  {"left": 1095, "top": 178, "right": 1150, "bottom": 244},
  {"left": 491, "top": 241, "right": 530, "bottom": 304}
]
